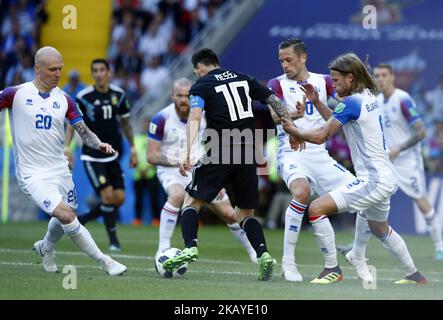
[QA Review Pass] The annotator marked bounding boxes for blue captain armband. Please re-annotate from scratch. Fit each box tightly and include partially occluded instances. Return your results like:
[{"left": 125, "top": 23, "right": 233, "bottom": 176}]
[{"left": 190, "top": 95, "right": 205, "bottom": 109}]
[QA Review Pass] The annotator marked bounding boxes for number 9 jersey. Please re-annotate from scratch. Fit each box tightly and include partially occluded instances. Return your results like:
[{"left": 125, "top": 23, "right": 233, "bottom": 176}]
[{"left": 0, "top": 82, "right": 82, "bottom": 186}]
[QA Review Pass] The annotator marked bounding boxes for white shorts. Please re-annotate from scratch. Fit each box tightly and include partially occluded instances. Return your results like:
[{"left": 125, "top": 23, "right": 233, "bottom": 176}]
[
  {"left": 329, "top": 177, "right": 397, "bottom": 222},
  {"left": 21, "top": 172, "right": 78, "bottom": 214},
  {"left": 276, "top": 148, "right": 357, "bottom": 196},
  {"left": 393, "top": 155, "right": 426, "bottom": 199},
  {"left": 157, "top": 166, "right": 229, "bottom": 203}
]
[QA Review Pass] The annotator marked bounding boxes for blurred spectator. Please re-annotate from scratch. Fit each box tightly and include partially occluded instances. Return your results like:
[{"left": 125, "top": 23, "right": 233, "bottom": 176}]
[
  {"left": 426, "top": 117, "right": 443, "bottom": 173},
  {"left": 138, "top": 12, "right": 171, "bottom": 64},
  {"left": 115, "top": 35, "right": 143, "bottom": 75},
  {"left": 62, "top": 70, "right": 86, "bottom": 100},
  {"left": 424, "top": 75, "right": 443, "bottom": 122},
  {"left": 140, "top": 55, "right": 170, "bottom": 98},
  {"left": 113, "top": 67, "right": 140, "bottom": 104},
  {"left": 5, "top": 49, "right": 34, "bottom": 85}
]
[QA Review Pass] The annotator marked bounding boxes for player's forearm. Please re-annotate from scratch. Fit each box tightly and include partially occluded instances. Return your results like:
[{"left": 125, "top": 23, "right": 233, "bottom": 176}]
[
  {"left": 288, "top": 126, "right": 329, "bottom": 145},
  {"left": 266, "top": 94, "right": 291, "bottom": 122},
  {"left": 186, "top": 114, "right": 201, "bottom": 156},
  {"left": 121, "top": 117, "right": 135, "bottom": 147},
  {"left": 399, "top": 130, "right": 426, "bottom": 152},
  {"left": 312, "top": 99, "right": 332, "bottom": 121},
  {"left": 73, "top": 121, "right": 103, "bottom": 150},
  {"left": 64, "top": 125, "right": 75, "bottom": 147},
  {"left": 147, "top": 153, "right": 179, "bottom": 167},
  {"left": 269, "top": 107, "right": 302, "bottom": 124}
]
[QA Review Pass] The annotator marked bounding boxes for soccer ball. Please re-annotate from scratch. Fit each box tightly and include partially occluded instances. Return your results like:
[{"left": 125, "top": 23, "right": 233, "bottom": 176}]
[{"left": 154, "top": 248, "right": 188, "bottom": 278}]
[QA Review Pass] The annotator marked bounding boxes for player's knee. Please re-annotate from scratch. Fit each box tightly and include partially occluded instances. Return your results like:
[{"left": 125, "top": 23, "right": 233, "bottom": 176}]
[
  {"left": 367, "top": 220, "right": 388, "bottom": 238},
  {"left": 290, "top": 186, "right": 310, "bottom": 204},
  {"left": 219, "top": 206, "right": 237, "bottom": 224},
  {"left": 53, "top": 206, "right": 76, "bottom": 224},
  {"left": 100, "top": 187, "right": 115, "bottom": 205},
  {"left": 307, "top": 201, "right": 322, "bottom": 217},
  {"left": 113, "top": 192, "right": 125, "bottom": 207},
  {"left": 168, "top": 191, "right": 185, "bottom": 207}
]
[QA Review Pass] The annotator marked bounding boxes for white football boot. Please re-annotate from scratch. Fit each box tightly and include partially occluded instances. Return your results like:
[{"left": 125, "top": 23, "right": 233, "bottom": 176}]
[
  {"left": 281, "top": 261, "right": 303, "bottom": 282},
  {"left": 100, "top": 255, "right": 127, "bottom": 276},
  {"left": 345, "top": 250, "right": 373, "bottom": 283},
  {"left": 33, "top": 240, "right": 58, "bottom": 272}
]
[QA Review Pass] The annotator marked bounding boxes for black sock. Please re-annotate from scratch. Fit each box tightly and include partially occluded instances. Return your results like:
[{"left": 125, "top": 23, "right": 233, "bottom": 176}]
[
  {"left": 101, "top": 204, "right": 119, "bottom": 246},
  {"left": 240, "top": 217, "right": 268, "bottom": 257},
  {"left": 181, "top": 207, "right": 199, "bottom": 248},
  {"left": 78, "top": 203, "right": 101, "bottom": 225}
]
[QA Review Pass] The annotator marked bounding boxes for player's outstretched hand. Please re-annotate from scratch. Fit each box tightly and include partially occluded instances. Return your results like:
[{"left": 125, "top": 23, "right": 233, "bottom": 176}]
[
  {"left": 64, "top": 147, "right": 74, "bottom": 170},
  {"left": 179, "top": 155, "right": 193, "bottom": 177},
  {"left": 293, "top": 95, "right": 307, "bottom": 118},
  {"left": 300, "top": 83, "right": 319, "bottom": 105},
  {"left": 129, "top": 146, "right": 137, "bottom": 168},
  {"left": 289, "top": 135, "right": 306, "bottom": 151},
  {"left": 99, "top": 143, "right": 116, "bottom": 155},
  {"left": 281, "top": 116, "right": 297, "bottom": 135},
  {"left": 281, "top": 117, "right": 306, "bottom": 151}
]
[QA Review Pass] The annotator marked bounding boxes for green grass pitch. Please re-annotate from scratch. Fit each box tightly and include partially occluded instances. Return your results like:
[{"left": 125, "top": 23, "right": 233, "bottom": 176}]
[{"left": 0, "top": 221, "right": 442, "bottom": 300}]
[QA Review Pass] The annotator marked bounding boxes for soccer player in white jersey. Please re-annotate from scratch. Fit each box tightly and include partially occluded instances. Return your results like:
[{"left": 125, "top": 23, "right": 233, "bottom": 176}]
[
  {"left": 375, "top": 64, "right": 443, "bottom": 260},
  {"left": 0, "top": 47, "right": 126, "bottom": 276},
  {"left": 282, "top": 53, "right": 427, "bottom": 284},
  {"left": 147, "top": 77, "right": 257, "bottom": 262},
  {"left": 267, "top": 39, "right": 360, "bottom": 283}
]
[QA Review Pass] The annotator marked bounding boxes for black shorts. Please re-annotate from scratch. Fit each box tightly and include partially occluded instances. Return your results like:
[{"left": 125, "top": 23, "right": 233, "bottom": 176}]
[
  {"left": 83, "top": 160, "right": 125, "bottom": 194},
  {"left": 185, "top": 163, "right": 258, "bottom": 209}
]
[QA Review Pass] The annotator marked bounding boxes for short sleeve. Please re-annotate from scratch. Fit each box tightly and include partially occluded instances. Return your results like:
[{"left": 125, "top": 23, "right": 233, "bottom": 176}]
[
  {"left": 0, "top": 86, "right": 18, "bottom": 110},
  {"left": 189, "top": 81, "right": 206, "bottom": 100},
  {"left": 117, "top": 92, "right": 131, "bottom": 117},
  {"left": 332, "top": 96, "right": 362, "bottom": 125},
  {"left": 147, "top": 112, "right": 166, "bottom": 141},
  {"left": 399, "top": 94, "right": 421, "bottom": 124},
  {"left": 248, "top": 76, "right": 273, "bottom": 103},
  {"left": 64, "top": 93, "right": 83, "bottom": 125},
  {"left": 267, "top": 78, "right": 284, "bottom": 101}
]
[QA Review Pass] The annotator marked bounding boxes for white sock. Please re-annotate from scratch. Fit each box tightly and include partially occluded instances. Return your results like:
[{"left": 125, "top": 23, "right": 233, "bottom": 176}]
[
  {"left": 42, "top": 217, "right": 64, "bottom": 252},
  {"left": 423, "top": 209, "right": 443, "bottom": 251},
  {"left": 62, "top": 217, "right": 104, "bottom": 262},
  {"left": 158, "top": 202, "right": 180, "bottom": 252},
  {"left": 310, "top": 215, "right": 338, "bottom": 268},
  {"left": 378, "top": 226, "right": 417, "bottom": 276},
  {"left": 227, "top": 223, "right": 256, "bottom": 260},
  {"left": 352, "top": 212, "right": 371, "bottom": 259},
  {"left": 282, "top": 200, "right": 306, "bottom": 264}
]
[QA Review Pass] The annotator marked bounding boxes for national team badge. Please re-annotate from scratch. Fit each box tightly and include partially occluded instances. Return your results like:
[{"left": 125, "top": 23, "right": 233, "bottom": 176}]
[
  {"left": 99, "top": 175, "right": 107, "bottom": 184},
  {"left": 335, "top": 103, "right": 346, "bottom": 113},
  {"left": 43, "top": 199, "right": 51, "bottom": 208},
  {"left": 111, "top": 94, "right": 118, "bottom": 106}
]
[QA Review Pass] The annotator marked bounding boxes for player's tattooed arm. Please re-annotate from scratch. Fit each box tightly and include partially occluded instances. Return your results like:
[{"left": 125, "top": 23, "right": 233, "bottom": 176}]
[
  {"left": 73, "top": 121, "right": 115, "bottom": 154},
  {"left": 266, "top": 94, "right": 292, "bottom": 121},
  {"left": 121, "top": 116, "right": 137, "bottom": 168},
  {"left": 389, "top": 120, "right": 426, "bottom": 160},
  {"left": 266, "top": 94, "right": 306, "bottom": 151}
]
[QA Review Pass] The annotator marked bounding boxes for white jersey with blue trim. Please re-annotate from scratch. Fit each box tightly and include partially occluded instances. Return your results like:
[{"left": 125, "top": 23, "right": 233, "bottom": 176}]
[
  {"left": 333, "top": 89, "right": 396, "bottom": 182},
  {"left": 0, "top": 82, "right": 83, "bottom": 185},
  {"left": 377, "top": 89, "right": 423, "bottom": 162},
  {"left": 148, "top": 103, "right": 206, "bottom": 166},
  {"left": 267, "top": 72, "right": 334, "bottom": 153}
]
